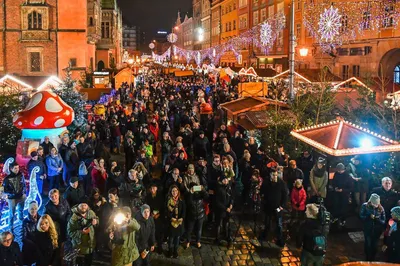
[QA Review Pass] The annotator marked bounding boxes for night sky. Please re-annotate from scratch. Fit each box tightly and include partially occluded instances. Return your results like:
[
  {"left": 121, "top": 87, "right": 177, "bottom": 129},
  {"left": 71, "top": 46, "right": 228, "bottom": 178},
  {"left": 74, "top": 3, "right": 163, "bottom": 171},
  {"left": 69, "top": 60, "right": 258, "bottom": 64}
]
[{"left": 117, "top": 0, "right": 192, "bottom": 43}]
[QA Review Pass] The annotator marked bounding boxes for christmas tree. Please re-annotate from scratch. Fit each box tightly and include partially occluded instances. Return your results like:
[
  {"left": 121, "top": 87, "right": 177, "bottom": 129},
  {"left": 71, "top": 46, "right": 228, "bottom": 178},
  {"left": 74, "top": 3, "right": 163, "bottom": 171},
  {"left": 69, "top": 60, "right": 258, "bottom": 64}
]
[
  {"left": 53, "top": 67, "right": 88, "bottom": 131},
  {"left": 0, "top": 86, "right": 23, "bottom": 160}
]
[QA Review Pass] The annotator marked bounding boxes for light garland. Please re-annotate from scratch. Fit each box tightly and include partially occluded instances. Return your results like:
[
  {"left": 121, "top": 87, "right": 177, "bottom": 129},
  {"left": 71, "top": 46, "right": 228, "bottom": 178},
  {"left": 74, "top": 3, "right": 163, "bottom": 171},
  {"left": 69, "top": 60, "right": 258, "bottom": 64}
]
[
  {"left": 260, "top": 22, "right": 274, "bottom": 48},
  {"left": 167, "top": 33, "right": 178, "bottom": 43},
  {"left": 318, "top": 6, "right": 342, "bottom": 42},
  {"left": 304, "top": 0, "right": 400, "bottom": 51}
]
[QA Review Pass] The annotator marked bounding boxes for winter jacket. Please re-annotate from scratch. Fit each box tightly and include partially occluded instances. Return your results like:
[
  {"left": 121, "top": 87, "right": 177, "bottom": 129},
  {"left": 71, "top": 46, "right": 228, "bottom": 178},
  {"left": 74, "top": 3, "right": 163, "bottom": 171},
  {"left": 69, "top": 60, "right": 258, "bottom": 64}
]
[
  {"left": 291, "top": 187, "right": 307, "bottom": 211},
  {"left": 360, "top": 202, "right": 386, "bottom": 234},
  {"left": 371, "top": 187, "right": 400, "bottom": 220},
  {"left": 119, "top": 179, "right": 146, "bottom": 208},
  {"left": 67, "top": 206, "right": 98, "bottom": 255},
  {"left": 230, "top": 136, "right": 246, "bottom": 159},
  {"left": 166, "top": 198, "right": 186, "bottom": 237},
  {"left": 0, "top": 242, "right": 23, "bottom": 266},
  {"left": 145, "top": 192, "right": 164, "bottom": 219},
  {"left": 91, "top": 166, "right": 108, "bottom": 195},
  {"left": 296, "top": 154, "right": 314, "bottom": 180},
  {"left": 207, "top": 163, "right": 223, "bottom": 192},
  {"left": 65, "top": 148, "right": 79, "bottom": 172},
  {"left": 296, "top": 218, "right": 324, "bottom": 255},
  {"left": 22, "top": 214, "right": 41, "bottom": 240},
  {"left": 309, "top": 168, "right": 328, "bottom": 198},
  {"left": 63, "top": 184, "right": 85, "bottom": 207},
  {"left": 106, "top": 171, "right": 124, "bottom": 192},
  {"left": 183, "top": 173, "right": 201, "bottom": 192},
  {"left": 3, "top": 171, "right": 25, "bottom": 199},
  {"left": 283, "top": 167, "right": 304, "bottom": 191},
  {"left": 261, "top": 178, "right": 288, "bottom": 213},
  {"left": 44, "top": 198, "right": 71, "bottom": 242},
  {"left": 238, "top": 158, "right": 252, "bottom": 187},
  {"left": 332, "top": 171, "right": 354, "bottom": 195},
  {"left": 27, "top": 159, "right": 46, "bottom": 180},
  {"left": 135, "top": 213, "right": 156, "bottom": 253},
  {"left": 173, "top": 158, "right": 189, "bottom": 173},
  {"left": 161, "top": 138, "right": 174, "bottom": 155},
  {"left": 215, "top": 182, "right": 234, "bottom": 219},
  {"left": 33, "top": 231, "right": 59, "bottom": 266},
  {"left": 109, "top": 217, "right": 141, "bottom": 266},
  {"left": 386, "top": 221, "right": 400, "bottom": 263},
  {"left": 46, "top": 154, "right": 63, "bottom": 177},
  {"left": 40, "top": 141, "right": 54, "bottom": 156},
  {"left": 193, "top": 136, "right": 210, "bottom": 159},
  {"left": 185, "top": 190, "right": 208, "bottom": 221}
]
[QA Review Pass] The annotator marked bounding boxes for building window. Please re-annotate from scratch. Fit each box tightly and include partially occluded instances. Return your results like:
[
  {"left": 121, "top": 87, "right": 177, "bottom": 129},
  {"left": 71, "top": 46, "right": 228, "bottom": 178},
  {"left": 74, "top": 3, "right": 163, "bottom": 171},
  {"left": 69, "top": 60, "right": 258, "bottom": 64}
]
[
  {"left": 226, "top": 23, "right": 229, "bottom": 32},
  {"left": 340, "top": 15, "right": 348, "bottom": 33},
  {"left": 229, "top": 4, "right": 232, "bottom": 12},
  {"left": 239, "top": 0, "right": 247, "bottom": 8},
  {"left": 383, "top": 2, "right": 395, "bottom": 28},
  {"left": 233, "top": 2, "right": 236, "bottom": 9},
  {"left": 297, "top": 0, "right": 301, "bottom": 10},
  {"left": 233, "top": 20, "right": 236, "bottom": 30},
  {"left": 239, "top": 14, "right": 248, "bottom": 29},
  {"left": 229, "top": 22, "right": 232, "bottom": 31},
  {"left": 69, "top": 58, "right": 77, "bottom": 67},
  {"left": 89, "top": 17, "right": 94, "bottom": 26},
  {"left": 253, "top": 11, "right": 259, "bottom": 25},
  {"left": 362, "top": 11, "right": 371, "bottom": 30},
  {"left": 30, "top": 52, "right": 41, "bottom": 72},
  {"left": 28, "top": 11, "right": 42, "bottom": 30},
  {"left": 394, "top": 65, "right": 400, "bottom": 84},
  {"left": 342, "top": 65, "right": 349, "bottom": 80},
  {"left": 352, "top": 65, "right": 360, "bottom": 77},
  {"left": 261, "top": 9, "right": 266, "bottom": 22},
  {"left": 102, "top": 22, "right": 110, "bottom": 38},
  {"left": 296, "top": 24, "right": 301, "bottom": 40}
]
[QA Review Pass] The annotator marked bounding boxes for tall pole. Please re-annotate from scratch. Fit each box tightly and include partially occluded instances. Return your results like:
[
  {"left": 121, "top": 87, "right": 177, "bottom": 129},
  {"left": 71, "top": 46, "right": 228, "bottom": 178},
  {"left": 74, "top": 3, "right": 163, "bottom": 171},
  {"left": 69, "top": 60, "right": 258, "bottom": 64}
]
[{"left": 288, "top": 0, "right": 296, "bottom": 101}]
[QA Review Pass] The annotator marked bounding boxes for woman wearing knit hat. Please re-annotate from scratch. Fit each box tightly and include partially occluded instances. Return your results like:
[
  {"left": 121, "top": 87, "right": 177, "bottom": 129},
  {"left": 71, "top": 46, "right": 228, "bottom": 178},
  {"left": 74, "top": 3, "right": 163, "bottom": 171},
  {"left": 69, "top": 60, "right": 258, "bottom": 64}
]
[
  {"left": 384, "top": 206, "right": 400, "bottom": 263},
  {"left": 360, "top": 193, "right": 386, "bottom": 261},
  {"left": 309, "top": 157, "right": 328, "bottom": 201}
]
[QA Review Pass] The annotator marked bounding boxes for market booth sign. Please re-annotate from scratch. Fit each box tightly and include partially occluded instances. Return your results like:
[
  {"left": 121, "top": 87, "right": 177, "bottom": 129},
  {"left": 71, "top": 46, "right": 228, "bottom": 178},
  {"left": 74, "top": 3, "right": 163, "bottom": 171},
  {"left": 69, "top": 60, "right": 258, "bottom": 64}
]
[{"left": 291, "top": 119, "right": 400, "bottom": 156}]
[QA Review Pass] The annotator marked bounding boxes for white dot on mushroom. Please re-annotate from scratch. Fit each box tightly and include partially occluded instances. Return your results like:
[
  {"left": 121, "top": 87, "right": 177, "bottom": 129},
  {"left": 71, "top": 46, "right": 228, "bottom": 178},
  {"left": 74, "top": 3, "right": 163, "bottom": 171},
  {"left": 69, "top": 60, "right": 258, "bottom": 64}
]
[
  {"left": 34, "top": 116, "right": 44, "bottom": 125},
  {"left": 54, "top": 119, "right": 65, "bottom": 127},
  {"left": 45, "top": 98, "right": 63, "bottom": 113}
]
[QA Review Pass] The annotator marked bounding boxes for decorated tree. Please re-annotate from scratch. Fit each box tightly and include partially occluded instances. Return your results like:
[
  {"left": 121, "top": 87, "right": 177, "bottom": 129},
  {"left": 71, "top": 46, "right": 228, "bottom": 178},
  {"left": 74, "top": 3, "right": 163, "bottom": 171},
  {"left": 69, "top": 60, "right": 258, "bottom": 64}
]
[
  {"left": 53, "top": 67, "right": 88, "bottom": 131},
  {"left": 0, "top": 86, "right": 24, "bottom": 160}
]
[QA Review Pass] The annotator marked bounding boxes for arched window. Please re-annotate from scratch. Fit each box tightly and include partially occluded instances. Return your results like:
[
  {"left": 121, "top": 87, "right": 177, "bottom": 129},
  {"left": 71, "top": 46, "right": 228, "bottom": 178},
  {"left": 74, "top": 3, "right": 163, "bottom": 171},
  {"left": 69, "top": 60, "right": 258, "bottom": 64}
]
[
  {"left": 28, "top": 11, "right": 42, "bottom": 30},
  {"left": 394, "top": 65, "right": 400, "bottom": 84}
]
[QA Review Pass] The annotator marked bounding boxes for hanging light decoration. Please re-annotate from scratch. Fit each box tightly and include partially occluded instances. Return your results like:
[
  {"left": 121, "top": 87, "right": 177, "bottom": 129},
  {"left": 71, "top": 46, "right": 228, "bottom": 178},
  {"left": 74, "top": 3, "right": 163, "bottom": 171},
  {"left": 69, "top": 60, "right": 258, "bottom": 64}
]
[
  {"left": 149, "top": 42, "right": 155, "bottom": 49},
  {"left": 260, "top": 22, "right": 273, "bottom": 47},
  {"left": 167, "top": 33, "right": 178, "bottom": 43},
  {"left": 318, "top": 6, "right": 342, "bottom": 42}
]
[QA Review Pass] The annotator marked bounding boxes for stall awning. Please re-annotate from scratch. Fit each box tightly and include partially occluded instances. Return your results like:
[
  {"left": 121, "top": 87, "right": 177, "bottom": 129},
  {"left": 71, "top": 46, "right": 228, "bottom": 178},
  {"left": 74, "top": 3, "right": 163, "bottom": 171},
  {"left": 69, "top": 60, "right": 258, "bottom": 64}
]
[
  {"left": 291, "top": 119, "right": 400, "bottom": 156},
  {"left": 174, "top": 70, "right": 194, "bottom": 77},
  {"left": 219, "top": 97, "right": 270, "bottom": 115},
  {"left": 237, "top": 109, "right": 295, "bottom": 130}
]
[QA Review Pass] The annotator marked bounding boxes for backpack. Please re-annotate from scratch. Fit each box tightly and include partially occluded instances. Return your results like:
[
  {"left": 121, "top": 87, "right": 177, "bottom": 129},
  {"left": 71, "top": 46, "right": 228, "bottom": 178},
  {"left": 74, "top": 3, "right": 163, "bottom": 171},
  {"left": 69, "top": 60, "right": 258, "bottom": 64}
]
[
  {"left": 79, "top": 161, "right": 88, "bottom": 176},
  {"left": 311, "top": 229, "right": 327, "bottom": 256}
]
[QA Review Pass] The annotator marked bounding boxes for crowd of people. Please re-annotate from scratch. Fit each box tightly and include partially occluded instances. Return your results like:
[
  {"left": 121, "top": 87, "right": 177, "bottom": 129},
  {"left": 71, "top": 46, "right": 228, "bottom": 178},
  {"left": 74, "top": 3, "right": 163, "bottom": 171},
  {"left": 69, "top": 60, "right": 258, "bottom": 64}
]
[{"left": 1, "top": 68, "right": 400, "bottom": 266}]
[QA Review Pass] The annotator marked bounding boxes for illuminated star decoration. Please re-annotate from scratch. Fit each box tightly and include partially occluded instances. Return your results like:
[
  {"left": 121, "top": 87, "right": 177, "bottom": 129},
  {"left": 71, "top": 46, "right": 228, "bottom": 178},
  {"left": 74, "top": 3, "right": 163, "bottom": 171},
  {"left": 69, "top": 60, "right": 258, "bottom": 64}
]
[
  {"left": 167, "top": 33, "right": 178, "bottom": 43},
  {"left": 318, "top": 6, "right": 342, "bottom": 42},
  {"left": 260, "top": 22, "right": 273, "bottom": 48}
]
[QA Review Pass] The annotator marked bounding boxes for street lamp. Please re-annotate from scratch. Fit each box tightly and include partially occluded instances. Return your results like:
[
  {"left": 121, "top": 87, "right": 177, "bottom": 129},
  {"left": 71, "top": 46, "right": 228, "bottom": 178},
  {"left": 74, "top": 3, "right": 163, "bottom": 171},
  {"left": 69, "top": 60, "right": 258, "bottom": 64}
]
[
  {"left": 299, "top": 48, "right": 309, "bottom": 57},
  {"left": 127, "top": 58, "right": 134, "bottom": 65}
]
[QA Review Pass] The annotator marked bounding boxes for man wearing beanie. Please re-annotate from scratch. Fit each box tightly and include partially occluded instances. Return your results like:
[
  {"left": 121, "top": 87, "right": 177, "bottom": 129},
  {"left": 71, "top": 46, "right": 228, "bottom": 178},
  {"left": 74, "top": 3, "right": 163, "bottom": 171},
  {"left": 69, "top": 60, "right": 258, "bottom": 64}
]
[
  {"left": 183, "top": 164, "right": 201, "bottom": 192},
  {"left": 331, "top": 163, "right": 353, "bottom": 227},
  {"left": 297, "top": 203, "right": 326, "bottom": 266},
  {"left": 360, "top": 193, "right": 386, "bottom": 261},
  {"left": 134, "top": 204, "right": 155, "bottom": 266}
]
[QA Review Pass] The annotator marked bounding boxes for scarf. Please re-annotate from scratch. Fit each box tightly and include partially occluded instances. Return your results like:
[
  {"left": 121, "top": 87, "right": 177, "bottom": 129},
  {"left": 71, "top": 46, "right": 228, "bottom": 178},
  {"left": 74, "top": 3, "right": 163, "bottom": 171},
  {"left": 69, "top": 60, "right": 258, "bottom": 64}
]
[{"left": 313, "top": 166, "right": 326, "bottom": 178}]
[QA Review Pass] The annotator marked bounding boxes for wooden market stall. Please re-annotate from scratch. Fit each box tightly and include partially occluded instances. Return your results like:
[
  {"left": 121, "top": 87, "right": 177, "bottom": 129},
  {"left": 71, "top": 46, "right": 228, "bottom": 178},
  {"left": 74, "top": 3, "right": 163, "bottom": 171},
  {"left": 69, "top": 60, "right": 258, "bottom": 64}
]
[{"left": 114, "top": 68, "right": 134, "bottom": 89}]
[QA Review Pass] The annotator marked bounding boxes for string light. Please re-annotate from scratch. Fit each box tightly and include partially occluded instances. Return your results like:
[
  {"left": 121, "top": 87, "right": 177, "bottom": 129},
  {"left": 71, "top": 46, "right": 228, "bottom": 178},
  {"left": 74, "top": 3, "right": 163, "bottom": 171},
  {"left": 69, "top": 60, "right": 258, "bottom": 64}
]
[
  {"left": 318, "top": 6, "right": 342, "bottom": 42},
  {"left": 167, "top": 33, "right": 178, "bottom": 43}
]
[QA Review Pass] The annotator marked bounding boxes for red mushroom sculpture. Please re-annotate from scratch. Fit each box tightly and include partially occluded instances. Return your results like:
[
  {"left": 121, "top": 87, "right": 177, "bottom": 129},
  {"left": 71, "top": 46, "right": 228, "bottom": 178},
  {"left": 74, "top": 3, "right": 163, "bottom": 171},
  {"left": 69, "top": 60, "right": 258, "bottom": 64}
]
[{"left": 13, "top": 91, "right": 74, "bottom": 165}]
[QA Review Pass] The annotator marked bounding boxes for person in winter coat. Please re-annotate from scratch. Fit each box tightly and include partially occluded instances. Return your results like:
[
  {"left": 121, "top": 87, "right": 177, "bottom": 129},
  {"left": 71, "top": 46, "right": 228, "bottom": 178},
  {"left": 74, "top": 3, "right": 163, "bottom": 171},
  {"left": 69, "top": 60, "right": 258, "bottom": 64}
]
[
  {"left": 371, "top": 177, "right": 400, "bottom": 222},
  {"left": 124, "top": 131, "right": 136, "bottom": 172},
  {"left": 134, "top": 204, "right": 156, "bottom": 266},
  {"left": 331, "top": 163, "right": 354, "bottom": 227},
  {"left": 40, "top": 136, "right": 55, "bottom": 157},
  {"left": 230, "top": 131, "right": 246, "bottom": 161},
  {"left": 193, "top": 131, "right": 210, "bottom": 159},
  {"left": 161, "top": 132, "right": 174, "bottom": 167},
  {"left": 65, "top": 141, "right": 80, "bottom": 184},
  {"left": 22, "top": 201, "right": 41, "bottom": 265},
  {"left": 68, "top": 201, "right": 99, "bottom": 266},
  {"left": 384, "top": 206, "right": 400, "bottom": 263},
  {"left": 215, "top": 176, "right": 234, "bottom": 245},
  {"left": 27, "top": 150, "right": 47, "bottom": 194},
  {"left": 309, "top": 157, "right": 329, "bottom": 200},
  {"left": 183, "top": 164, "right": 201, "bottom": 192},
  {"left": 194, "top": 158, "right": 208, "bottom": 188},
  {"left": 166, "top": 185, "right": 186, "bottom": 258},
  {"left": 164, "top": 168, "right": 185, "bottom": 195},
  {"left": 290, "top": 179, "right": 307, "bottom": 228},
  {"left": 207, "top": 154, "right": 223, "bottom": 224},
  {"left": 261, "top": 169, "right": 288, "bottom": 247},
  {"left": 172, "top": 150, "right": 189, "bottom": 174},
  {"left": 32, "top": 214, "right": 60, "bottom": 266},
  {"left": 185, "top": 183, "right": 208, "bottom": 249},
  {"left": 239, "top": 151, "right": 253, "bottom": 205},
  {"left": 108, "top": 207, "right": 141, "bottom": 266},
  {"left": 296, "top": 150, "right": 314, "bottom": 191},
  {"left": 44, "top": 189, "right": 71, "bottom": 243},
  {"left": 284, "top": 160, "right": 304, "bottom": 193},
  {"left": 145, "top": 183, "right": 165, "bottom": 254},
  {"left": 106, "top": 163, "right": 124, "bottom": 193},
  {"left": 348, "top": 155, "right": 370, "bottom": 210},
  {"left": 119, "top": 169, "right": 146, "bottom": 212},
  {"left": 3, "top": 162, "right": 26, "bottom": 228},
  {"left": 360, "top": 193, "right": 386, "bottom": 261},
  {"left": 0, "top": 231, "right": 23, "bottom": 266},
  {"left": 46, "top": 147, "right": 63, "bottom": 190},
  {"left": 296, "top": 204, "right": 325, "bottom": 266},
  {"left": 91, "top": 158, "right": 108, "bottom": 195},
  {"left": 64, "top": 176, "right": 85, "bottom": 207}
]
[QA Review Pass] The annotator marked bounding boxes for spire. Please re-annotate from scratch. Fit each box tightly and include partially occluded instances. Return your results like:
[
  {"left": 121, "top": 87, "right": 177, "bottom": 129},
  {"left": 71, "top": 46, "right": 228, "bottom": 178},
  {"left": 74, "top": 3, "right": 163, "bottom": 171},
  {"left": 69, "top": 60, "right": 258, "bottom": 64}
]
[
  {"left": 176, "top": 10, "right": 181, "bottom": 25},
  {"left": 184, "top": 14, "right": 189, "bottom": 22}
]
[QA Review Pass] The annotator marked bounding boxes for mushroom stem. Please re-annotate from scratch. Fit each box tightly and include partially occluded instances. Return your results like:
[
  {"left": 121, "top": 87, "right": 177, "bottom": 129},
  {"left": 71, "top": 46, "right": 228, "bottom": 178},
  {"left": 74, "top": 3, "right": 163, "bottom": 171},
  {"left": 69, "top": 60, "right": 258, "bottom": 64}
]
[{"left": 21, "top": 127, "right": 67, "bottom": 147}]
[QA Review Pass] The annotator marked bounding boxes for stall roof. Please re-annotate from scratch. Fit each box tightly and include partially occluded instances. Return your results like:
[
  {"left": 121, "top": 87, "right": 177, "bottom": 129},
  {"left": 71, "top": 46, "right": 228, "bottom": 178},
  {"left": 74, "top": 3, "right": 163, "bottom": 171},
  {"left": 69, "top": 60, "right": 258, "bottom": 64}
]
[
  {"left": 291, "top": 119, "right": 400, "bottom": 156},
  {"left": 219, "top": 97, "right": 270, "bottom": 115},
  {"left": 238, "top": 109, "right": 294, "bottom": 130}
]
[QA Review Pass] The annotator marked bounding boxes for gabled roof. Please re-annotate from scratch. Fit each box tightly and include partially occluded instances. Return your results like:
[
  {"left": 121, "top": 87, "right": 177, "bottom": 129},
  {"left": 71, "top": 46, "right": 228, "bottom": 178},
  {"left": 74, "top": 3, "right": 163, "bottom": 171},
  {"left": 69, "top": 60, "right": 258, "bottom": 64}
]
[
  {"left": 291, "top": 119, "right": 400, "bottom": 156},
  {"left": 220, "top": 97, "right": 287, "bottom": 115},
  {"left": 272, "top": 69, "right": 341, "bottom": 83}
]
